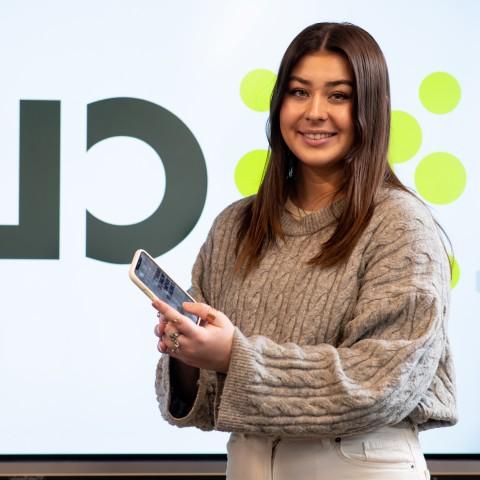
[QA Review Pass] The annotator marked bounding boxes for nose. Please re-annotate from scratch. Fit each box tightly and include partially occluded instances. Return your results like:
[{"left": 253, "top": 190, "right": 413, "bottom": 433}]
[{"left": 305, "top": 95, "right": 327, "bottom": 121}]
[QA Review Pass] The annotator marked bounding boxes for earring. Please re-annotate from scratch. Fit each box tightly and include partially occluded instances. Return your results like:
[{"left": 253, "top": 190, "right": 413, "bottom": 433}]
[{"left": 287, "top": 156, "right": 294, "bottom": 179}]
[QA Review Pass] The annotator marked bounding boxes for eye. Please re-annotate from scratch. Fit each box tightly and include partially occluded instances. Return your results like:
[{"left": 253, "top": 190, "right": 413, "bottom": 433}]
[
  {"left": 288, "top": 88, "right": 308, "bottom": 98},
  {"left": 330, "top": 92, "right": 351, "bottom": 102}
]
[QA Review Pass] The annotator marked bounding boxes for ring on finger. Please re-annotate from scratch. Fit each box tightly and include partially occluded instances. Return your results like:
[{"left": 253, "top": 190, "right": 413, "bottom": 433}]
[
  {"left": 168, "top": 315, "right": 180, "bottom": 325},
  {"left": 168, "top": 331, "right": 180, "bottom": 353},
  {"left": 169, "top": 331, "right": 180, "bottom": 343},
  {"left": 206, "top": 308, "right": 216, "bottom": 322}
]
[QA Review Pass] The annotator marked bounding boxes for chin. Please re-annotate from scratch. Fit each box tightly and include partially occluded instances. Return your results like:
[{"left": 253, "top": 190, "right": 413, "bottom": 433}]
[{"left": 296, "top": 153, "right": 345, "bottom": 169}]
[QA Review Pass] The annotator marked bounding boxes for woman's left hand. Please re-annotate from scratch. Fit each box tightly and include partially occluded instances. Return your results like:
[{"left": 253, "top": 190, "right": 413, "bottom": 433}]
[{"left": 152, "top": 299, "right": 235, "bottom": 373}]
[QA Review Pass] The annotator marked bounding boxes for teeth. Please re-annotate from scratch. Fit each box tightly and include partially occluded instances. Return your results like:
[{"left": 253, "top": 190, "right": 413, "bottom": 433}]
[{"left": 304, "top": 132, "right": 335, "bottom": 140}]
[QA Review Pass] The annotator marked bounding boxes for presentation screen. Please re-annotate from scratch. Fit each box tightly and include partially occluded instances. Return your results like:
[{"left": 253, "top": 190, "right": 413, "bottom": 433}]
[{"left": 0, "top": 0, "right": 478, "bottom": 455}]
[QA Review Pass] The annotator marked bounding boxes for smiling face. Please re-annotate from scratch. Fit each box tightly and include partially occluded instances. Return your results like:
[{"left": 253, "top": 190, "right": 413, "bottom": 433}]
[{"left": 279, "top": 50, "right": 355, "bottom": 181}]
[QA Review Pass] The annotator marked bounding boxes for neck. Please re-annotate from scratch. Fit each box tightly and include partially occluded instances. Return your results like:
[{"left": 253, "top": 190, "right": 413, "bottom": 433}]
[{"left": 293, "top": 165, "right": 344, "bottom": 211}]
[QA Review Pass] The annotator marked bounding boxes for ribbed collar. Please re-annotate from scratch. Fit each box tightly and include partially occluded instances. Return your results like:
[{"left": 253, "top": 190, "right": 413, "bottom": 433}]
[{"left": 281, "top": 197, "right": 345, "bottom": 236}]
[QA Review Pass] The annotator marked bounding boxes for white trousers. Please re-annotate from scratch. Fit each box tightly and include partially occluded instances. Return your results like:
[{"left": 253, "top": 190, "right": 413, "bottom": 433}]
[{"left": 226, "top": 425, "right": 430, "bottom": 480}]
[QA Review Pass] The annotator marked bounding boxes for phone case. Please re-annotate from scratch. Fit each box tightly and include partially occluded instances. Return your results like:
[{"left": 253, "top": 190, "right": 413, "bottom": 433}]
[{"left": 128, "top": 249, "right": 198, "bottom": 324}]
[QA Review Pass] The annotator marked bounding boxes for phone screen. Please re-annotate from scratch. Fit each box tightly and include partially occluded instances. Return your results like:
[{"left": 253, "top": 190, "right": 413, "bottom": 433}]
[{"left": 135, "top": 251, "right": 197, "bottom": 323}]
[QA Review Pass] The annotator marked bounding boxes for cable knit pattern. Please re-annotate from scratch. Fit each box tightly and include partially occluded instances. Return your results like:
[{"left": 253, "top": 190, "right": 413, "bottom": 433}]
[{"left": 155, "top": 188, "right": 457, "bottom": 436}]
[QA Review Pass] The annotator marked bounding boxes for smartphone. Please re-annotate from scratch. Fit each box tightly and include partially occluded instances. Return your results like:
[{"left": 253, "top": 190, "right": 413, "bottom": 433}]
[{"left": 129, "top": 249, "right": 199, "bottom": 324}]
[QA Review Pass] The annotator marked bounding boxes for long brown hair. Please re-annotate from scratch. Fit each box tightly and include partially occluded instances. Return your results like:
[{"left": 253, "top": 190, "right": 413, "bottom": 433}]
[{"left": 235, "top": 22, "right": 411, "bottom": 273}]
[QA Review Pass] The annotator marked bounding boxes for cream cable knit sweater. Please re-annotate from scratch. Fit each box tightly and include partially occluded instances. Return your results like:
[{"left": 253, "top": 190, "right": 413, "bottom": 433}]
[{"left": 155, "top": 187, "right": 457, "bottom": 437}]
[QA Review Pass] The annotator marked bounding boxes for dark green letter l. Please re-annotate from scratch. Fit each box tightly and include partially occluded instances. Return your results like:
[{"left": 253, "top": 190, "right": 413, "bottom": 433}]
[{"left": 0, "top": 100, "right": 61, "bottom": 259}]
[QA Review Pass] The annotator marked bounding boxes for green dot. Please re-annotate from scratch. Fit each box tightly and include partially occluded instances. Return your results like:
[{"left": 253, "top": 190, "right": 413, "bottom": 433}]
[
  {"left": 419, "top": 72, "right": 461, "bottom": 114},
  {"left": 240, "top": 69, "right": 277, "bottom": 112},
  {"left": 234, "top": 150, "right": 268, "bottom": 196},
  {"left": 388, "top": 111, "right": 422, "bottom": 165},
  {"left": 449, "top": 255, "right": 460, "bottom": 289},
  {"left": 414, "top": 152, "right": 466, "bottom": 204}
]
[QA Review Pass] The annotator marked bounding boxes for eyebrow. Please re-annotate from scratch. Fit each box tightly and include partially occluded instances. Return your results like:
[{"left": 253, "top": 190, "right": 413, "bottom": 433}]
[{"left": 289, "top": 75, "right": 353, "bottom": 88}]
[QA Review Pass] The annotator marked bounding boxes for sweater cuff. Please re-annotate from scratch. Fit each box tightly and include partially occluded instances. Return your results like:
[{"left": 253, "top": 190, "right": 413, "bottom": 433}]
[
  {"left": 215, "top": 327, "right": 254, "bottom": 432},
  {"left": 156, "top": 356, "right": 212, "bottom": 428}
]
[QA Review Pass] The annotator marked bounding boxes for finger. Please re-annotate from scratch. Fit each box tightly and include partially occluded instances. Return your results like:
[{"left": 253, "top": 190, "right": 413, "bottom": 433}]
[
  {"left": 163, "top": 323, "right": 176, "bottom": 336},
  {"left": 153, "top": 299, "right": 198, "bottom": 338},
  {"left": 154, "top": 315, "right": 168, "bottom": 337},
  {"left": 153, "top": 299, "right": 184, "bottom": 326},
  {"left": 152, "top": 300, "right": 177, "bottom": 321},
  {"left": 183, "top": 302, "right": 219, "bottom": 324},
  {"left": 158, "top": 338, "right": 169, "bottom": 354},
  {"left": 155, "top": 321, "right": 168, "bottom": 338},
  {"left": 158, "top": 321, "right": 167, "bottom": 336},
  {"left": 159, "top": 313, "right": 168, "bottom": 328},
  {"left": 160, "top": 331, "right": 182, "bottom": 357},
  {"left": 158, "top": 334, "right": 176, "bottom": 355},
  {"left": 163, "top": 324, "right": 185, "bottom": 342}
]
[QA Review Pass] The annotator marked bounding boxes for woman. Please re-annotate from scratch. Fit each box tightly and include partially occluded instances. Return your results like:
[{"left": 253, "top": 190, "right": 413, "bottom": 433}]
[{"left": 153, "top": 22, "right": 457, "bottom": 480}]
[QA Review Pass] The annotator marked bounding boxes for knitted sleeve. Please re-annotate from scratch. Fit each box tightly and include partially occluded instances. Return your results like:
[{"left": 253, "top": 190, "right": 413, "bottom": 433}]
[
  {"left": 214, "top": 200, "right": 453, "bottom": 436},
  {"left": 154, "top": 205, "right": 237, "bottom": 430}
]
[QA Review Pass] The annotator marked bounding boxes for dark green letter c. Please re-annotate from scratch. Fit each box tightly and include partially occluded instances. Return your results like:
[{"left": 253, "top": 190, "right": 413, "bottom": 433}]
[{"left": 86, "top": 98, "right": 207, "bottom": 264}]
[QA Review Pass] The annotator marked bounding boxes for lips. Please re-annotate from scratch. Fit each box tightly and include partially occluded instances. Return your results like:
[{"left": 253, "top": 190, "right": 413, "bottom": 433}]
[
  {"left": 300, "top": 131, "right": 337, "bottom": 146},
  {"left": 302, "top": 132, "right": 336, "bottom": 140}
]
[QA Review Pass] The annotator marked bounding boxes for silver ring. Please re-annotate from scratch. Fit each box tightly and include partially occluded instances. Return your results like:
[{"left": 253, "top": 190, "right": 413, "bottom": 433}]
[
  {"left": 169, "top": 332, "right": 180, "bottom": 342},
  {"left": 168, "top": 331, "right": 180, "bottom": 353}
]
